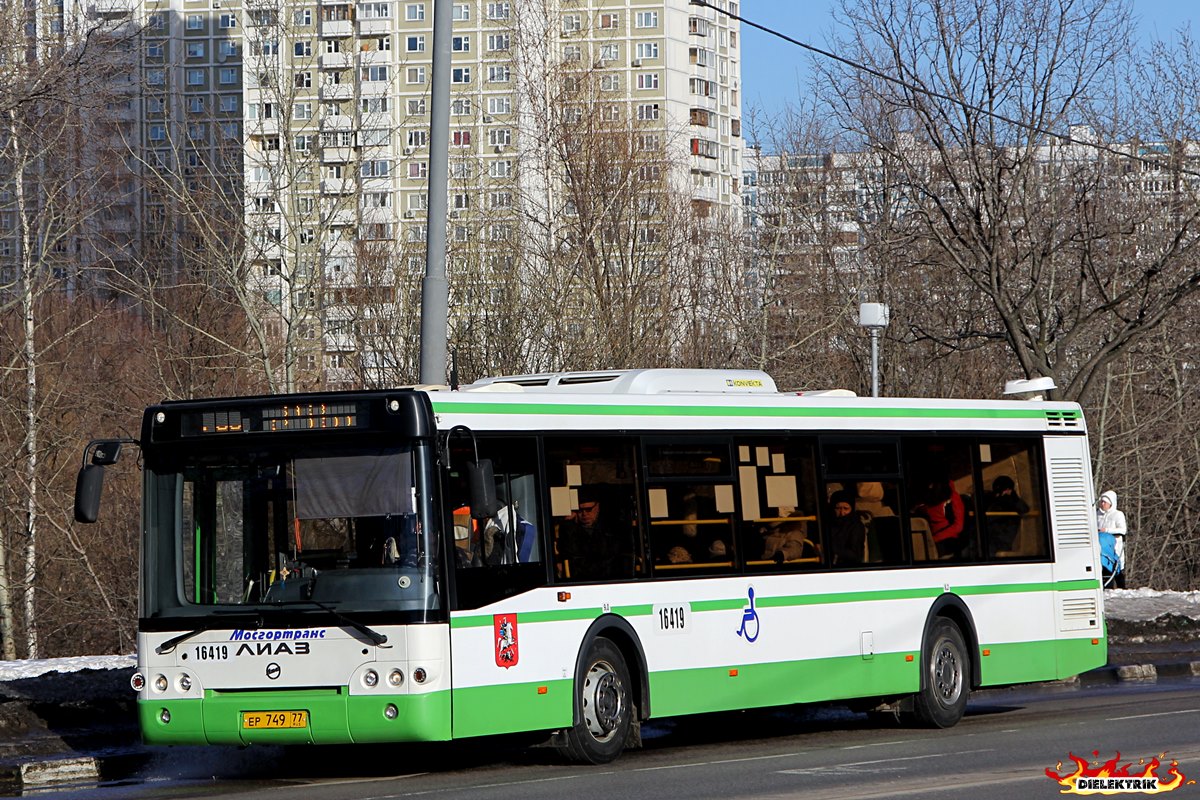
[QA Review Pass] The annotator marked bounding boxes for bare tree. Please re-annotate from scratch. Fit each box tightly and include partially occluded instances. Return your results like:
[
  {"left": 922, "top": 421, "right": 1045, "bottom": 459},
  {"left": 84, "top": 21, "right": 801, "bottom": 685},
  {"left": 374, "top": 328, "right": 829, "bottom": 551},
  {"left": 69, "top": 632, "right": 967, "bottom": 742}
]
[{"left": 823, "top": 0, "right": 1200, "bottom": 402}]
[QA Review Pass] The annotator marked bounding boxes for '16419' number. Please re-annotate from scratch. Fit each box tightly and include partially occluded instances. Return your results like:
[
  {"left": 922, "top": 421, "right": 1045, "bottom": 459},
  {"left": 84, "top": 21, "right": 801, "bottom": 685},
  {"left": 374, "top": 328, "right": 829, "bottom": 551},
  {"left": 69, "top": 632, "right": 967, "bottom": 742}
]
[{"left": 655, "top": 604, "right": 688, "bottom": 633}]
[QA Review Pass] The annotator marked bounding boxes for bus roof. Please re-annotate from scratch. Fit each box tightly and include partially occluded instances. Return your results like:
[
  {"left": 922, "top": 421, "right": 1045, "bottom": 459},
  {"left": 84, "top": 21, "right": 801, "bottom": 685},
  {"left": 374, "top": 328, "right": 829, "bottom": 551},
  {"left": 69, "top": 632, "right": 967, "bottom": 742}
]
[{"left": 432, "top": 370, "right": 1086, "bottom": 435}]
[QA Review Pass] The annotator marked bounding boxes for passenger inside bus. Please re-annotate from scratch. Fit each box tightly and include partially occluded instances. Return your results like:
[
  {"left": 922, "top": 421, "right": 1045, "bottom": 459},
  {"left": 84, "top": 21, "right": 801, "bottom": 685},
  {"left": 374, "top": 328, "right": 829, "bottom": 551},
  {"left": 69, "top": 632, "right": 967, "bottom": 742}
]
[
  {"left": 827, "top": 489, "right": 866, "bottom": 566},
  {"left": 556, "top": 486, "right": 630, "bottom": 580}
]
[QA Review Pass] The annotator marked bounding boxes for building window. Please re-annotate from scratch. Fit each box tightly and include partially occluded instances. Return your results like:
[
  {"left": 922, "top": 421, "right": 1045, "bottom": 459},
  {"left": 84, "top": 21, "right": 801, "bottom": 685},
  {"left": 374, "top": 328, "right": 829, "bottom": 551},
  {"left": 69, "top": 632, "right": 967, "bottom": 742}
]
[
  {"left": 361, "top": 65, "right": 389, "bottom": 81},
  {"left": 188, "top": 96, "right": 205, "bottom": 113},
  {"left": 598, "top": 12, "right": 620, "bottom": 29},
  {"left": 407, "top": 66, "right": 426, "bottom": 83},
  {"left": 295, "top": 71, "right": 312, "bottom": 88},
  {"left": 637, "top": 103, "right": 660, "bottom": 120},
  {"left": 407, "top": 98, "right": 426, "bottom": 114},
  {"left": 186, "top": 41, "right": 205, "bottom": 58},
  {"left": 486, "top": 2, "right": 509, "bottom": 20},
  {"left": 220, "top": 95, "right": 239, "bottom": 112},
  {"left": 361, "top": 159, "right": 391, "bottom": 178},
  {"left": 635, "top": 11, "right": 658, "bottom": 28},
  {"left": 407, "top": 129, "right": 427, "bottom": 148},
  {"left": 360, "top": 97, "right": 389, "bottom": 112},
  {"left": 599, "top": 43, "right": 618, "bottom": 62},
  {"left": 562, "top": 13, "right": 580, "bottom": 32},
  {"left": 408, "top": 162, "right": 428, "bottom": 179},
  {"left": 219, "top": 13, "right": 237, "bottom": 28},
  {"left": 186, "top": 14, "right": 203, "bottom": 29},
  {"left": 219, "top": 67, "right": 239, "bottom": 84},
  {"left": 487, "top": 96, "right": 510, "bottom": 115},
  {"left": 600, "top": 74, "right": 620, "bottom": 92},
  {"left": 451, "top": 129, "right": 471, "bottom": 146},
  {"left": 638, "top": 72, "right": 660, "bottom": 90},
  {"left": 451, "top": 98, "right": 472, "bottom": 115},
  {"left": 294, "top": 8, "right": 312, "bottom": 25},
  {"left": 186, "top": 69, "right": 205, "bottom": 86},
  {"left": 452, "top": 35, "right": 470, "bottom": 52},
  {"left": 487, "top": 128, "right": 511, "bottom": 147},
  {"left": 486, "top": 33, "right": 509, "bottom": 51},
  {"left": 294, "top": 41, "right": 312, "bottom": 57},
  {"left": 563, "top": 44, "right": 581, "bottom": 62},
  {"left": 452, "top": 67, "right": 471, "bottom": 83},
  {"left": 487, "top": 65, "right": 509, "bottom": 83},
  {"left": 147, "top": 69, "right": 165, "bottom": 86},
  {"left": 489, "top": 159, "right": 511, "bottom": 178},
  {"left": 149, "top": 124, "right": 166, "bottom": 141},
  {"left": 405, "top": 3, "right": 424, "bottom": 20},
  {"left": 636, "top": 41, "right": 659, "bottom": 60},
  {"left": 406, "top": 35, "right": 425, "bottom": 52},
  {"left": 452, "top": 3, "right": 469, "bottom": 20},
  {"left": 218, "top": 40, "right": 239, "bottom": 57},
  {"left": 294, "top": 103, "right": 312, "bottom": 120},
  {"left": 360, "top": 2, "right": 392, "bottom": 18}
]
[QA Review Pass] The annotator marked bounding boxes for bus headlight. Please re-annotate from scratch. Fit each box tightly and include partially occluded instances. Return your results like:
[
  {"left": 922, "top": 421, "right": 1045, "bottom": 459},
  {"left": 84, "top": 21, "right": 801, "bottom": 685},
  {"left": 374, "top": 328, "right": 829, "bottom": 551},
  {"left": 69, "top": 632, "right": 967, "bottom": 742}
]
[
  {"left": 177, "top": 674, "right": 192, "bottom": 692},
  {"left": 363, "top": 669, "right": 379, "bottom": 687},
  {"left": 153, "top": 674, "right": 168, "bottom": 692},
  {"left": 384, "top": 704, "right": 399, "bottom": 719},
  {"left": 159, "top": 708, "right": 171, "bottom": 724},
  {"left": 388, "top": 669, "right": 404, "bottom": 687}
]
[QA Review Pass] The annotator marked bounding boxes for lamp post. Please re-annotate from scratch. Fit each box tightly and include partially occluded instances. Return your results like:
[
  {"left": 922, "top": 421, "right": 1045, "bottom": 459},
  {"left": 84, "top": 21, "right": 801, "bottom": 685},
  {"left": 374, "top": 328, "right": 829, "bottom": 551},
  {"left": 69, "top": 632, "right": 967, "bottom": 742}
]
[{"left": 858, "top": 302, "right": 889, "bottom": 397}]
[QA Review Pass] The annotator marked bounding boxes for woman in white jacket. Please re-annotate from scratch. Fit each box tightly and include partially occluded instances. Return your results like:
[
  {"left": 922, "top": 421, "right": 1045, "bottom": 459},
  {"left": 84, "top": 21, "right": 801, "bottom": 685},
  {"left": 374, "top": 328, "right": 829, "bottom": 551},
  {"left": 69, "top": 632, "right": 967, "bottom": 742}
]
[{"left": 1097, "top": 490, "right": 1128, "bottom": 588}]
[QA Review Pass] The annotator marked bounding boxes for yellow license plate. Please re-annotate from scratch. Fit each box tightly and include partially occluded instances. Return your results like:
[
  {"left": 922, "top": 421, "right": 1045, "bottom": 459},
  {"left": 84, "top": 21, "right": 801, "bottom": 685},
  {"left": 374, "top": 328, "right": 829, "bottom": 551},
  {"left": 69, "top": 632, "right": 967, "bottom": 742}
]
[{"left": 242, "top": 710, "right": 309, "bottom": 730}]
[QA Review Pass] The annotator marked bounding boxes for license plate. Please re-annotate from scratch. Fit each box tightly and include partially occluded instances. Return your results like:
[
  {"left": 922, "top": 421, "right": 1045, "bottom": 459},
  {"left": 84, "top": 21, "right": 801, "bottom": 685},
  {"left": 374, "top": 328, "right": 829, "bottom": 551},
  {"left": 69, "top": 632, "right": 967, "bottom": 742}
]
[{"left": 242, "top": 710, "right": 308, "bottom": 729}]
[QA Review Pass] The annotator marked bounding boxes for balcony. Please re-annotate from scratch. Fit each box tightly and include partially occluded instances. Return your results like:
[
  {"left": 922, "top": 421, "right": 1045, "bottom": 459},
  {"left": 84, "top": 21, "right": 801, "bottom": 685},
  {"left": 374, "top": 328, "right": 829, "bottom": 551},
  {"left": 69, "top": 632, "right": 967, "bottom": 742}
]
[
  {"left": 319, "top": 51, "right": 353, "bottom": 69},
  {"left": 320, "top": 114, "right": 353, "bottom": 130},
  {"left": 319, "top": 82, "right": 353, "bottom": 100},
  {"left": 321, "top": 147, "right": 353, "bottom": 163},
  {"left": 321, "top": 178, "right": 355, "bottom": 194},
  {"left": 320, "top": 20, "right": 352, "bottom": 37},
  {"left": 357, "top": 18, "right": 390, "bottom": 35}
]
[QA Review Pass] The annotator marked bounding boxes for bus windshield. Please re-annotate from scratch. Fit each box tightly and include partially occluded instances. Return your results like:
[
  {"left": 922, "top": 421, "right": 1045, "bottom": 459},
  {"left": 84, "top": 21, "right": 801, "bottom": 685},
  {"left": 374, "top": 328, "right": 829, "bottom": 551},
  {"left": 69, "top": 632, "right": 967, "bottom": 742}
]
[{"left": 144, "top": 442, "right": 440, "bottom": 620}]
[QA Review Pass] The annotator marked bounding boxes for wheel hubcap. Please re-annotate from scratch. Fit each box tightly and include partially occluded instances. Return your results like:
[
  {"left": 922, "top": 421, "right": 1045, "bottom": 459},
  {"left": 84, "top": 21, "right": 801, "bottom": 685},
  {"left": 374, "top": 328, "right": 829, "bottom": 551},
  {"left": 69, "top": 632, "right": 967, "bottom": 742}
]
[
  {"left": 582, "top": 659, "right": 624, "bottom": 741},
  {"left": 932, "top": 641, "right": 962, "bottom": 706}
]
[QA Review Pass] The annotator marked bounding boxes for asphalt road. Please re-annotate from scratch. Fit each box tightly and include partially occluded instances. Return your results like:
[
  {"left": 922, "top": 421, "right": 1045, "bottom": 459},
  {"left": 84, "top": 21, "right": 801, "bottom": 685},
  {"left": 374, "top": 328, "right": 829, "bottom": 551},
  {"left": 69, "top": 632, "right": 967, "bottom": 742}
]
[{"left": 62, "top": 676, "right": 1200, "bottom": 800}]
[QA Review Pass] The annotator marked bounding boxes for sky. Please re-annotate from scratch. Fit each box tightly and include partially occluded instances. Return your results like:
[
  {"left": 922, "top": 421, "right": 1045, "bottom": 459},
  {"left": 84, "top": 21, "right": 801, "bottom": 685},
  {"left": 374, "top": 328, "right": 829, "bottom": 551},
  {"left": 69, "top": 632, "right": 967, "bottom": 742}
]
[{"left": 740, "top": 0, "right": 1197, "bottom": 116}]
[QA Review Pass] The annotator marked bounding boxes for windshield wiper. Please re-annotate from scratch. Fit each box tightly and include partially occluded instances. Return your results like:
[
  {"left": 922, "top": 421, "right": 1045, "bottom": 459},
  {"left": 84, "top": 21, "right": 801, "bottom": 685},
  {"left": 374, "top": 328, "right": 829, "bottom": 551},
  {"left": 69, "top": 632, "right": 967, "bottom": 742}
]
[
  {"left": 155, "top": 628, "right": 205, "bottom": 655},
  {"left": 268, "top": 600, "right": 389, "bottom": 647}
]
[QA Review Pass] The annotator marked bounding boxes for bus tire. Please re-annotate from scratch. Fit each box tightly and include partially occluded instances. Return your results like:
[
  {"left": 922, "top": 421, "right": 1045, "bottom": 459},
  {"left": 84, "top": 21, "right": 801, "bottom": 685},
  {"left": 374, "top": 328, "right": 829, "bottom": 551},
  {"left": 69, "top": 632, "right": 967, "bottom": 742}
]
[
  {"left": 559, "top": 637, "right": 633, "bottom": 764},
  {"left": 913, "top": 617, "right": 970, "bottom": 728}
]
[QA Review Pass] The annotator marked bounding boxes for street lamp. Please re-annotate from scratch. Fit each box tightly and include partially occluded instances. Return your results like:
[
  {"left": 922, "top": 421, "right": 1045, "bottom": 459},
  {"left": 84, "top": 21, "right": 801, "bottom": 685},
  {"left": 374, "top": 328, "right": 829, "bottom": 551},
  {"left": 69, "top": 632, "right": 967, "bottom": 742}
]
[{"left": 858, "top": 302, "right": 889, "bottom": 398}]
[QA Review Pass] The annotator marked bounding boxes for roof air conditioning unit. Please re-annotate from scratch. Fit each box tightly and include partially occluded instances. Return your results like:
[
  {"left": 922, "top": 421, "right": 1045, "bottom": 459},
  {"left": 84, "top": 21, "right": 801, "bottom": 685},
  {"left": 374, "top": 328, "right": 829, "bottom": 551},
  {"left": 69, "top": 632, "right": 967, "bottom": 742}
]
[
  {"left": 483, "top": 116, "right": 493, "bottom": 123},
  {"left": 403, "top": 146, "right": 414, "bottom": 154},
  {"left": 403, "top": 210, "right": 414, "bottom": 219},
  {"left": 631, "top": 59, "right": 641, "bottom": 67}
]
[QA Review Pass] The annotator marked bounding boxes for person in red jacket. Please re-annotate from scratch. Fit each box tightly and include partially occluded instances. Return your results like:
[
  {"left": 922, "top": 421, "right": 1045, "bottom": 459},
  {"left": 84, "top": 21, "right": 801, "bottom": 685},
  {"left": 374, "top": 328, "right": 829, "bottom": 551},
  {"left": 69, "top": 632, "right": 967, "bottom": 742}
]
[{"left": 915, "top": 478, "right": 965, "bottom": 557}]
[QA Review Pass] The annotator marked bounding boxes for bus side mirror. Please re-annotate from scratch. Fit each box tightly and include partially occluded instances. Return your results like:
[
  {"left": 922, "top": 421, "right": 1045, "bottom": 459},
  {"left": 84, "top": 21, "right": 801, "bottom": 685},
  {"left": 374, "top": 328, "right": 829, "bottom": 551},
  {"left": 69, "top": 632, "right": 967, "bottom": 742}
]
[
  {"left": 73, "top": 439, "right": 128, "bottom": 524},
  {"left": 75, "top": 464, "right": 105, "bottom": 523},
  {"left": 467, "top": 459, "right": 500, "bottom": 519}
]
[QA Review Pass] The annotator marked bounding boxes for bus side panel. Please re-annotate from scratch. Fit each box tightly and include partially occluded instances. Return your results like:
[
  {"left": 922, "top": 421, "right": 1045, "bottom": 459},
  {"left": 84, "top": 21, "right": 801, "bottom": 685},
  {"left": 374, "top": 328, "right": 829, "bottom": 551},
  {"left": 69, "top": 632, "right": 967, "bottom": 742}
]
[{"left": 448, "top": 594, "right": 576, "bottom": 739}]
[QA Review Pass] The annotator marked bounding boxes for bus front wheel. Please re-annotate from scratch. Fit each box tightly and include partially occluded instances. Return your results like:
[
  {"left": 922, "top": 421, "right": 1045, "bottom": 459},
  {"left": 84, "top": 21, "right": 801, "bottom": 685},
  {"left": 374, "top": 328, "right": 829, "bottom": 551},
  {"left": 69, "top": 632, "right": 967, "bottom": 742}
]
[
  {"left": 559, "top": 637, "right": 633, "bottom": 764},
  {"left": 912, "top": 617, "right": 970, "bottom": 728}
]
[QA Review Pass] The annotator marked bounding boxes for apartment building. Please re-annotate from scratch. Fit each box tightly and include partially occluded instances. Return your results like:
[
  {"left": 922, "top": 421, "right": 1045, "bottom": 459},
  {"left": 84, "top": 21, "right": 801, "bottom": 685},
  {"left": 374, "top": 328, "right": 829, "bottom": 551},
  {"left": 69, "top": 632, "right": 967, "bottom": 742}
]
[{"left": 92, "top": 0, "right": 743, "bottom": 384}]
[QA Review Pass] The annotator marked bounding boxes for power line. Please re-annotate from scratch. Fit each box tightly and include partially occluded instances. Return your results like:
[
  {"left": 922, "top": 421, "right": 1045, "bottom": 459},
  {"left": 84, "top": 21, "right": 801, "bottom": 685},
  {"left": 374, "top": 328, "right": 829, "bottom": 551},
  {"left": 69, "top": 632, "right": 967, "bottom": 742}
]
[{"left": 689, "top": 0, "right": 1200, "bottom": 179}]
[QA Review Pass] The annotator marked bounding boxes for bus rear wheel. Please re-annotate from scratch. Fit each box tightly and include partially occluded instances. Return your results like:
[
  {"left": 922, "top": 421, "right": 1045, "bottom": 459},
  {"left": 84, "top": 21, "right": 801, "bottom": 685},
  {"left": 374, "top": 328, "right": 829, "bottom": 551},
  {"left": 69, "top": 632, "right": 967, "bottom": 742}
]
[
  {"left": 559, "top": 637, "right": 632, "bottom": 764},
  {"left": 912, "top": 618, "right": 970, "bottom": 728}
]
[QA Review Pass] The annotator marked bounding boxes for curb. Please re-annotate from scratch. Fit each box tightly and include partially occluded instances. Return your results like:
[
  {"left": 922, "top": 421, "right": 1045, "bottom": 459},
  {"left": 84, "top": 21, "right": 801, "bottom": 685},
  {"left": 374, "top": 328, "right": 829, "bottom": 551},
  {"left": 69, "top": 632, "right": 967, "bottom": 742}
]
[
  {"left": 0, "top": 755, "right": 98, "bottom": 793},
  {"left": 1078, "top": 659, "right": 1200, "bottom": 685}
]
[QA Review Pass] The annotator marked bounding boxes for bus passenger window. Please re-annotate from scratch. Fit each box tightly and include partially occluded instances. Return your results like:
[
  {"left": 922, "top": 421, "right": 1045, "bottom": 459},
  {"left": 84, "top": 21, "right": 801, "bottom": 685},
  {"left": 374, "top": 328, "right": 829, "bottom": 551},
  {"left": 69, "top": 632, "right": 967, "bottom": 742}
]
[
  {"left": 545, "top": 438, "right": 640, "bottom": 583},
  {"left": 736, "top": 439, "right": 821, "bottom": 571},
  {"left": 905, "top": 440, "right": 977, "bottom": 562},
  {"left": 979, "top": 440, "right": 1046, "bottom": 559}
]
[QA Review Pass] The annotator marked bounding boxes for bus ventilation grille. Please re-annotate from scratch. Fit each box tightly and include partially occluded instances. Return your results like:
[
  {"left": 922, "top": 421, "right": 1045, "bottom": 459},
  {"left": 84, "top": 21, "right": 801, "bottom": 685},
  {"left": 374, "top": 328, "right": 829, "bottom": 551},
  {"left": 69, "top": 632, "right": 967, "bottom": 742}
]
[
  {"left": 1049, "top": 458, "right": 1093, "bottom": 549},
  {"left": 1045, "top": 410, "right": 1082, "bottom": 428},
  {"left": 1061, "top": 597, "right": 1098, "bottom": 624}
]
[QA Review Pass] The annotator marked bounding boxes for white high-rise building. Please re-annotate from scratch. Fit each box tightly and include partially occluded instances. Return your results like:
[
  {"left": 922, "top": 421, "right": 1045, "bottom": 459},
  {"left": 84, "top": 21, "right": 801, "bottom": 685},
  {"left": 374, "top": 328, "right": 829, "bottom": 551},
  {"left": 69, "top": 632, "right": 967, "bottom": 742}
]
[{"left": 81, "top": 0, "right": 744, "bottom": 383}]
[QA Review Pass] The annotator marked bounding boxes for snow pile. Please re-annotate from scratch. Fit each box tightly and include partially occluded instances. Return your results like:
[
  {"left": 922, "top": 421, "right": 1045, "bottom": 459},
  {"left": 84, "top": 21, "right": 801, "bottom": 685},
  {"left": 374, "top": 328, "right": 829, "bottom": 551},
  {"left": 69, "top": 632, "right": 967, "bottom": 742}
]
[
  {"left": 0, "top": 654, "right": 133, "bottom": 682},
  {"left": 1104, "top": 588, "right": 1200, "bottom": 623}
]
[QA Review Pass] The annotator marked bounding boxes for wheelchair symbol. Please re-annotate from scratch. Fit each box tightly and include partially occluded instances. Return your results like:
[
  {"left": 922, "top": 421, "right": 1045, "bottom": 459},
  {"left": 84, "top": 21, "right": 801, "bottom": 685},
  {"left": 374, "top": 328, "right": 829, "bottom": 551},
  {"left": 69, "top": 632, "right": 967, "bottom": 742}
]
[{"left": 736, "top": 586, "right": 759, "bottom": 642}]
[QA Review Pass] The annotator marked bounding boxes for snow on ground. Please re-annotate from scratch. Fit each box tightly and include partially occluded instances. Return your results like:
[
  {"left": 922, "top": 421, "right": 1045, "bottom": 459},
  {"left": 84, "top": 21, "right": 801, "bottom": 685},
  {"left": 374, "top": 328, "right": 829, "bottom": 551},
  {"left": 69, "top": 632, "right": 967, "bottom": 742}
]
[
  {"left": 1102, "top": 588, "right": 1200, "bottom": 623},
  {"left": 0, "top": 589, "right": 1195, "bottom": 683},
  {"left": 0, "top": 654, "right": 134, "bottom": 682}
]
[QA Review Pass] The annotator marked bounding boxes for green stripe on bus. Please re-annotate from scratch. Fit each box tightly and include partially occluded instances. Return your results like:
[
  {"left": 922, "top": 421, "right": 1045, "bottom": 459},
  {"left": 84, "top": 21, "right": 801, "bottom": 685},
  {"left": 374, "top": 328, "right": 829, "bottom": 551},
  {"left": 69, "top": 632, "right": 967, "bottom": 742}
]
[
  {"left": 431, "top": 401, "right": 1049, "bottom": 420},
  {"left": 450, "top": 580, "right": 1099, "bottom": 627}
]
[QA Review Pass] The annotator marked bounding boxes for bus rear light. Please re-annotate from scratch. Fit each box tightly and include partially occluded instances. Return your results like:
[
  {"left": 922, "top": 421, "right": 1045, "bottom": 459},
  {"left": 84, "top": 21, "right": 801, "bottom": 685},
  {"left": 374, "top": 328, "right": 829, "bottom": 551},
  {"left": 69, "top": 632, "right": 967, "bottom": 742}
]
[
  {"left": 131, "top": 672, "right": 146, "bottom": 692},
  {"left": 388, "top": 669, "right": 404, "bottom": 687},
  {"left": 413, "top": 668, "right": 427, "bottom": 684},
  {"left": 557, "top": 592, "right": 571, "bottom": 602}
]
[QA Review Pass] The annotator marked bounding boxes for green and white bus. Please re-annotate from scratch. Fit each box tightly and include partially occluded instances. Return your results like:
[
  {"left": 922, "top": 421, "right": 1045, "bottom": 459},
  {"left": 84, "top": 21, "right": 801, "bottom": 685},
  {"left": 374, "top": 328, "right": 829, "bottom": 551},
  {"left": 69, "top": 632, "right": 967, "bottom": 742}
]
[{"left": 76, "top": 369, "right": 1106, "bottom": 763}]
